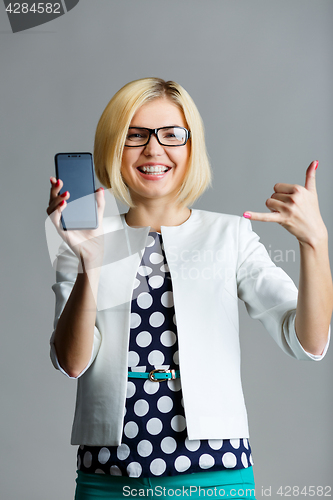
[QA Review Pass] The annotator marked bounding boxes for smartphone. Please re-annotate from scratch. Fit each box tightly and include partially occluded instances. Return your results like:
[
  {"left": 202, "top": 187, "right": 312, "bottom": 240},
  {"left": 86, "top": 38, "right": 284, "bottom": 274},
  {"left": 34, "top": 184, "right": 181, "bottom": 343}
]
[{"left": 54, "top": 152, "right": 98, "bottom": 230}]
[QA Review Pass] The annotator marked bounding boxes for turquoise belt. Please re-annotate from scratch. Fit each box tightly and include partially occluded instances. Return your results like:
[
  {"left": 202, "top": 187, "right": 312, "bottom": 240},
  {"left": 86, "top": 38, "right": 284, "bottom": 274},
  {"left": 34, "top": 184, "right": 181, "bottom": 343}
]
[{"left": 128, "top": 369, "right": 180, "bottom": 382}]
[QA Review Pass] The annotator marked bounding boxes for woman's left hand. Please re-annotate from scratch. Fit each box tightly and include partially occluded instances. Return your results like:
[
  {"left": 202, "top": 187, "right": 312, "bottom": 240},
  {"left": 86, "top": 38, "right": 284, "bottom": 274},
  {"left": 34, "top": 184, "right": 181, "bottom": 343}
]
[
  {"left": 244, "top": 160, "right": 332, "bottom": 355},
  {"left": 243, "top": 160, "right": 328, "bottom": 247}
]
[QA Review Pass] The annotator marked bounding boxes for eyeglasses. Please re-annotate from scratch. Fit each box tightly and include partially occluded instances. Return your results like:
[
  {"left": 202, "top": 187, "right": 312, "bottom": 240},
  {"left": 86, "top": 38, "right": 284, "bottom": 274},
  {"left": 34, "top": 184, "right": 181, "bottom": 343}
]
[{"left": 124, "top": 126, "right": 191, "bottom": 147}]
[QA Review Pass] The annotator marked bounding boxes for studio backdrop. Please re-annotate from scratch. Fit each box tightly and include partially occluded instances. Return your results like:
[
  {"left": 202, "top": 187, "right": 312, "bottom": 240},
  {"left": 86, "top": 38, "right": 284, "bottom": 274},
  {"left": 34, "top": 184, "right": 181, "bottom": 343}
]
[{"left": 1, "top": 1, "right": 332, "bottom": 499}]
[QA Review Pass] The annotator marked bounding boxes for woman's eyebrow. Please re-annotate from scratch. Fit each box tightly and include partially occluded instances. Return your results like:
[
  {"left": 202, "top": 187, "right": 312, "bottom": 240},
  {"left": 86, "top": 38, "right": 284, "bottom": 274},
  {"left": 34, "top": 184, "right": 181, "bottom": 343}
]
[{"left": 129, "top": 125, "right": 183, "bottom": 128}]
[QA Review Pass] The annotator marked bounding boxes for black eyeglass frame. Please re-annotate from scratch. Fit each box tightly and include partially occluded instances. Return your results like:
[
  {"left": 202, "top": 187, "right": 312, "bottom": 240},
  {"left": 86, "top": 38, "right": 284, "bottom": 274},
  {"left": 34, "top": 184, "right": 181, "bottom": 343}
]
[{"left": 124, "top": 126, "right": 191, "bottom": 147}]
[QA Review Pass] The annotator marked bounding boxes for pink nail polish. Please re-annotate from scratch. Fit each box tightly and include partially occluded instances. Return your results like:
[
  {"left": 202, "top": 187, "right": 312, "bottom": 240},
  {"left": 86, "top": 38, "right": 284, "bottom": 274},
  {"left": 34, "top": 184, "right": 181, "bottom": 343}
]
[
  {"left": 314, "top": 160, "right": 319, "bottom": 170},
  {"left": 59, "top": 200, "right": 65, "bottom": 206},
  {"left": 243, "top": 212, "right": 251, "bottom": 219},
  {"left": 56, "top": 179, "right": 60, "bottom": 186},
  {"left": 60, "top": 191, "right": 68, "bottom": 197}
]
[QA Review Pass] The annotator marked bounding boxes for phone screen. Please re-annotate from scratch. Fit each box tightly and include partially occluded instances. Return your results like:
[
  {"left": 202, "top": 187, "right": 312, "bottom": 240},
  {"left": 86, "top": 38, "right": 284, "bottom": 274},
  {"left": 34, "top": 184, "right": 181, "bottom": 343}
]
[{"left": 55, "top": 153, "right": 98, "bottom": 230}]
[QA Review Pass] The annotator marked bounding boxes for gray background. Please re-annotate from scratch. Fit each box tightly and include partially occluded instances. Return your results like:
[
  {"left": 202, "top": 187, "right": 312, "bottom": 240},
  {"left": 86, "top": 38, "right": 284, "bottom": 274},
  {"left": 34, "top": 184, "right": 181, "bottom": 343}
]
[{"left": 1, "top": 1, "right": 332, "bottom": 498}]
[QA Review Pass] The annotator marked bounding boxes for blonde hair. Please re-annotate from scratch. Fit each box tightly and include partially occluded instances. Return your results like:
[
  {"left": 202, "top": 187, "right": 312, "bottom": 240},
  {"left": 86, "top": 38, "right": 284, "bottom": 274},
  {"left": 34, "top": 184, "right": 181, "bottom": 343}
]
[{"left": 94, "top": 77, "right": 211, "bottom": 207}]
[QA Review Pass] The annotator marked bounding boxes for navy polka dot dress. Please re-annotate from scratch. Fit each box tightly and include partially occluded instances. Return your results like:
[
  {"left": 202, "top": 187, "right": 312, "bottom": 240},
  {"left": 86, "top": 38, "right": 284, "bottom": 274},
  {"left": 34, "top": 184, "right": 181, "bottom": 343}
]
[{"left": 77, "top": 232, "right": 253, "bottom": 477}]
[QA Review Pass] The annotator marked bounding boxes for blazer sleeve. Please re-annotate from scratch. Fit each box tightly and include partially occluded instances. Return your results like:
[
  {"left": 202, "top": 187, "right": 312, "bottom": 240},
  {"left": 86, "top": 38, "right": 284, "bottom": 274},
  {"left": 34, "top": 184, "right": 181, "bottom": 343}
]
[
  {"left": 236, "top": 217, "right": 330, "bottom": 360},
  {"left": 49, "top": 241, "right": 102, "bottom": 378}
]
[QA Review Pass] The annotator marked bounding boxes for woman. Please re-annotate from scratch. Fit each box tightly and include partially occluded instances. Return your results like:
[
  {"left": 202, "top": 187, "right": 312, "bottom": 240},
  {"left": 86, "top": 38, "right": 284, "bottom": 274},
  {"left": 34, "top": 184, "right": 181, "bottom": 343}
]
[{"left": 47, "top": 78, "right": 332, "bottom": 499}]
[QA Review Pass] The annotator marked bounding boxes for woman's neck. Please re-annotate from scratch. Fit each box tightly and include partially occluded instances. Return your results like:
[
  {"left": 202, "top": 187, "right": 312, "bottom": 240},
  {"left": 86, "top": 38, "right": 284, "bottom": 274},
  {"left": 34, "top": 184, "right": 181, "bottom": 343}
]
[{"left": 125, "top": 200, "right": 191, "bottom": 233}]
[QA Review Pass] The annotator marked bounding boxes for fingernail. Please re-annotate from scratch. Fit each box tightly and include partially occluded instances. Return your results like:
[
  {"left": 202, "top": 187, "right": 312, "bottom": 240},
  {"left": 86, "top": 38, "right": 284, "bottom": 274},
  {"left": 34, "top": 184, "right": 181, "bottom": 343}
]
[
  {"left": 56, "top": 179, "right": 60, "bottom": 186},
  {"left": 59, "top": 200, "right": 65, "bottom": 206},
  {"left": 314, "top": 160, "right": 319, "bottom": 170},
  {"left": 60, "top": 191, "right": 68, "bottom": 197},
  {"left": 50, "top": 177, "right": 54, "bottom": 183},
  {"left": 243, "top": 212, "right": 252, "bottom": 219}
]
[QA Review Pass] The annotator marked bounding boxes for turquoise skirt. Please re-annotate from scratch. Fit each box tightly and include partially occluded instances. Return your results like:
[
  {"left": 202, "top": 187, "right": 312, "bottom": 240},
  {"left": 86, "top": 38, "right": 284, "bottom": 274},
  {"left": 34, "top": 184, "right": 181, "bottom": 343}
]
[{"left": 75, "top": 466, "right": 256, "bottom": 499}]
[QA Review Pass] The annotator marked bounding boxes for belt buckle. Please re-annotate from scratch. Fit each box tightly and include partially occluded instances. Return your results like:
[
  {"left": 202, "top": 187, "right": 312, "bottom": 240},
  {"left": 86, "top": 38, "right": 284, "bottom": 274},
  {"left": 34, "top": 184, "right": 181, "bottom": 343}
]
[{"left": 149, "top": 369, "right": 175, "bottom": 382}]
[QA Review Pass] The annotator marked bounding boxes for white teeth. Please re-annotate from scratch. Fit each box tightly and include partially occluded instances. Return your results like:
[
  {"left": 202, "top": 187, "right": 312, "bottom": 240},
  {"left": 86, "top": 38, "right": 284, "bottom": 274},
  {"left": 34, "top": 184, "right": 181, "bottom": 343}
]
[{"left": 140, "top": 165, "right": 169, "bottom": 173}]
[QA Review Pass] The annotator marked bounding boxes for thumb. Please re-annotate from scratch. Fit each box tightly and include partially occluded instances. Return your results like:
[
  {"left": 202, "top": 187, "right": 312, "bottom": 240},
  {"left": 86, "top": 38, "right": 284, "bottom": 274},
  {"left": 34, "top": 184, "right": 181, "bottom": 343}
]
[
  {"left": 95, "top": 187, "right": 105, "bottom": 223},
  {"left": 304, "top": 160, "right": 318, "bottom": 192}
]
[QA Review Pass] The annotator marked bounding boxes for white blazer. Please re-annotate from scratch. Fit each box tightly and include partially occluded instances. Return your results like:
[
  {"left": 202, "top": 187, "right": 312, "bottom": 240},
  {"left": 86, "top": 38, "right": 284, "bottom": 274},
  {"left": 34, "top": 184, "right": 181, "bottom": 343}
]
[{"left": 50, "top": 209, "right": 329, "bottom": 446}]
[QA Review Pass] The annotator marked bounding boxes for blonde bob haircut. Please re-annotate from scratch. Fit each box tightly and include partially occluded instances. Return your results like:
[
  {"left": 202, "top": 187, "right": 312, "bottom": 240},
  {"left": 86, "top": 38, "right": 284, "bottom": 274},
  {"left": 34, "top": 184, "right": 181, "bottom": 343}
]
[{"left": 94, "top": 77, "right": 211, "bottom": 207}]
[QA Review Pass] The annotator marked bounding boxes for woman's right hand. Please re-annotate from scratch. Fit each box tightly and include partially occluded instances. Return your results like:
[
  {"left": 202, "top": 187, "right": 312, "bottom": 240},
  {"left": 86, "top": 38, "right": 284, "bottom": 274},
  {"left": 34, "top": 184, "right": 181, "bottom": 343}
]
[{"left": 47, "top": 177, "right": 106, "bottom": 270}]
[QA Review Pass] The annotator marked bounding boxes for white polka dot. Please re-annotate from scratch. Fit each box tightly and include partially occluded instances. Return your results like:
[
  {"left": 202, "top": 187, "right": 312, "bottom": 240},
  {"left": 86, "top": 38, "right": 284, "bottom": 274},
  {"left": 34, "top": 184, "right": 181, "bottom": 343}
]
[
  {"left": 173, "top": 314, "right": 177, "bottom": 325},
  {"left": 130, "top": 313, "right": 141, "bottom": 329},
  {"left": 133, "top": 278, "right": 140, "bottom": 289},
  {"left": 138, "top": 266, "right": 152, "bottom": 277},
  {"left": 160, "top": 263, "right": 169, "bottom": 273},
  {"left": 249, "top": 454, "right": 254, "bottom": 465},
  {"left": 150, "top": 458, "right": 167, "bottom": 476},
  {"left": 149, "top": 275, "right": 164, "bottom": 289},
  {"left": 160, "top": 330, "right": 177, "bottom": 347},
  {"left": 230, "top": 438, "right": 240, "bottom": 449},
  {"left": 185, "top": 438, "right": 200, "bottom": 452},
  {"left": 134, "top": 399, "right": 149, "bottom": 417},
  {"left": 148, "top": 350, "right": 165, "bottom": 366},
  {"left": 161, "top": 291, "right": 174, "bottom": 308},
  {"left": 143, "top": 379, "right": 160, "bottom": 394},
  {"left": 98, "top": 447, "right": 110, "bottom": 464},
  {"left": 146, "top": 235, "right": 155, "bottom": 247},
  {"left": 149, "top": 312, "right": 165, "bottom": 328},
  {"left": 160, "top": 437, "right": 177, "bottom": 454},
  {"left": 173, "top": 350, "right": 179, "bottom": 365},
  {"left": 124, "top": 421, "right": 139, "bottom": 438},
  {"left": 167, "top": 379, "right": 181, "bottom": 392},
  {"left": 79, "top": 445, "right": 84, "bottom": 450},
  {"left": 222, "top": 452, "right": 237, "bottom": 468},
  {"left": 137, "top": 440, "right": 153, "bottom": 457},
  {"left": 127, "top": 381, "right": 136, "bottom": 398},
  {"left": 95, "top": 469, "right": 105, "bottom": 474},
  {"left": 83, "top": 451, "right": 92, "bottom": 468},
  {"left": 199, "top": 454, "right": 215, "bottom": 469},
  {"left": 208, "top": 439, "right": 223, "bottom": 450},
  {"left": 127, "top": 462, "right": 142, "bottom": 478},
  {"left": 137, "top": 292, "right": 153, "bottom": 309},
  {"left": 136, "top": 331, "right": 152, "bottom": 347},
  {"left": 146, "top": 418, "right": 163, "bottom": 435},
  {"left": 174, "top": 456, "right": 191, "bottom": 473},
  {"left": 241, "top": 452, "right": 248, "bottom": 468},
  {"left": 117, "top": 444, "right": 130, "bottom": 460},
  {"left": 77, "top": 455, "right": 81, "bottom": 469},
  {"left": 243, "top": 438, "right": 249, "bottom": 449},
  {"left": 171, "top": 415, "right": 186, "bottom": 432},
  {"left": 128, "top": 351, "right": 140, "bottom": 367},
  {"left": 157, "top": 395, "right": 173, "bottom": 413},
  {"left": 110, "top": 465, "right": 122, "bottom": 476},
  {"left": 150, "top": 252, "right": 164, "bottom": 264}
]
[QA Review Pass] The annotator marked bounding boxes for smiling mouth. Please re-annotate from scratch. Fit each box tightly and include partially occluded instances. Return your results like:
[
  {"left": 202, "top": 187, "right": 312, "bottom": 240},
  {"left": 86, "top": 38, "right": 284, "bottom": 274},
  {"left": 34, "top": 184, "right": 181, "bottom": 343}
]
[{"left": 137, "top": 165, "right": 171, "bottom": 175}]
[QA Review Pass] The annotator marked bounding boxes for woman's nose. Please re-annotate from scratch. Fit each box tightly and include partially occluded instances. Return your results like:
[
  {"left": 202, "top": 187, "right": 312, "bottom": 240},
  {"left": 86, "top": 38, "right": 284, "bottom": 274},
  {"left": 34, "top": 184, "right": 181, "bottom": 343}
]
[{"left": 143, "top": 134, "right": 164, "bottom": 156}]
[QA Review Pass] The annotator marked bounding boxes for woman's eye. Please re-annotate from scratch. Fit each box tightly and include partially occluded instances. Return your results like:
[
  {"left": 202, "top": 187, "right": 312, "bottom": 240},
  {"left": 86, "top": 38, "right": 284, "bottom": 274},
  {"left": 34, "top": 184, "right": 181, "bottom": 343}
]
[
  {"left": 128, "top": 133, "right": 143, "bottom": 139},
  {"left": 127, "top": 129, "right": 149, "bottom": 142},
  {"left": 127, "top": 133, "right": 146, "bottom": 142},
  {"left": 161, "top": 132, "right": 176, "bottom": 139}
]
